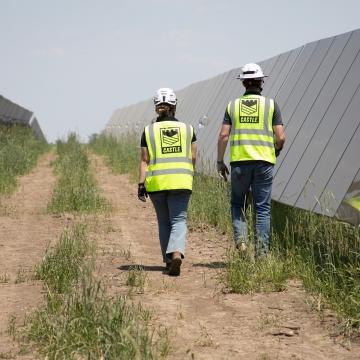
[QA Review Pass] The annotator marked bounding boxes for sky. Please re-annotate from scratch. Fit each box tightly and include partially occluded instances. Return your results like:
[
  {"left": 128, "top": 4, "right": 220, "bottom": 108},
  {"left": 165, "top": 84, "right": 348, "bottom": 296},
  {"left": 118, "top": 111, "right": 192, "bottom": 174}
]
[{"left": 1, "top": 0, "right": 360, "bottom": 143}]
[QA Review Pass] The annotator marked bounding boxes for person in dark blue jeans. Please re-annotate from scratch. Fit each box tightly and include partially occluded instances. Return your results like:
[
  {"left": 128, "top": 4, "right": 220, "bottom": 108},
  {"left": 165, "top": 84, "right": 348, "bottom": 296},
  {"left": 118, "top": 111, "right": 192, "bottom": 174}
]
[{"left": 217, "top": 63, "right": 285, "bottom": 257}]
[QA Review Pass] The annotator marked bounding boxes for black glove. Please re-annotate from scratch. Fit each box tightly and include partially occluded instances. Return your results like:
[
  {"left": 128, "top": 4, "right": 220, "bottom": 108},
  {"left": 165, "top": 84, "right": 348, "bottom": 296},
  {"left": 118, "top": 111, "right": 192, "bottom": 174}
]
[
  {"left": 275, "top": 148, "right": 281, "bottom": 157},
  {"left": 138, "top": 183, "right": 148, "bottom": 202},
  {"left": 217, "top": 161, "right": 229, "bottom": 182}
]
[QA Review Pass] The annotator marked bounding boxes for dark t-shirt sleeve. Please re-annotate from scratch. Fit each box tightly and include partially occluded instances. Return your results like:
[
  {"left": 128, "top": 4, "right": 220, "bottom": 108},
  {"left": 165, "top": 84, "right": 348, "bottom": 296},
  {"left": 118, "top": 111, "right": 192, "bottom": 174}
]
[
  {"left": 273, "top": 101, "right": 283, "bottom": 126},
  {"left": 140, "top": 126, "right": 197, "bottom": 148},
  {"left": 192, "top": 130, "right": 197, "bottom": 142},
  {"left": 140, "top": 130, "right": 146, "bottom": 147},
  {"left": 223, "top": 106, "right": 232, "bottom": 125}
]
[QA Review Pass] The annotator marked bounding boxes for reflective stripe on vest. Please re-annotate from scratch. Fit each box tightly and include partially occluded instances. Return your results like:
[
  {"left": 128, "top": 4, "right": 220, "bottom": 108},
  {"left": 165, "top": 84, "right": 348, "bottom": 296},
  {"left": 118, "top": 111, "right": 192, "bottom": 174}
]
[
  {"left": 229, "top": 95, "right": 276, "bottom": 164},
  {"left": 145, "top": 121, "right": 194, "bottom": 191}
]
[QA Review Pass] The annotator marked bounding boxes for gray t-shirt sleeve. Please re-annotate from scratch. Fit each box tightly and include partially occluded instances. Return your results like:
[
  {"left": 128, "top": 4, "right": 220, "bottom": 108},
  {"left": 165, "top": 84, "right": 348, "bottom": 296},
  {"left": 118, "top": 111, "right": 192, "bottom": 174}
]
[{"left": 273, "top": 101, "right": 283, "bottom": 126}]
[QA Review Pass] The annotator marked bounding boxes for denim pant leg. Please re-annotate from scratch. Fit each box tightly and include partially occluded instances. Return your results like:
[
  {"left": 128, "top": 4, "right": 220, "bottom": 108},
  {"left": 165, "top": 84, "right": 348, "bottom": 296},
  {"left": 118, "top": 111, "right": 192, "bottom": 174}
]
[
  {"left": 231, "top": 165, "right": 252, "bottom": 246},
  {"left": 149, "top": 192, "right": 171, "bottom": 263},
  {"left": 166, "top": 190, "right": 191, "bottom": 258},
  {"left": 251, "top": 163, "right": 273, "bottom": 256}
]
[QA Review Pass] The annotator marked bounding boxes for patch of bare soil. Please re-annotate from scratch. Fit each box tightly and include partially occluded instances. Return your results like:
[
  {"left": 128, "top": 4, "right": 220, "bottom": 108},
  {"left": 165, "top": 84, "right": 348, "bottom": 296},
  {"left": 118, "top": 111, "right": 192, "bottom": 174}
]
[
  {"left": 1, "top": 152, "right": 359, "bottom": 359},
  {"left": 0, "top": 153, "right": 65, "bottom": 359},
  {"left": 91, "top": 155, "right": 360, "bottom": 360}
]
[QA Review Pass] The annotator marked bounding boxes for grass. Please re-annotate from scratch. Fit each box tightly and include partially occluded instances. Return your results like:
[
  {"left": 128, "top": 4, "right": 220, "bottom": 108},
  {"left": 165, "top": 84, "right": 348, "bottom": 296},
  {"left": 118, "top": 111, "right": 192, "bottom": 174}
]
[
  {"left": 0, "top": 351, "right": 15, "bottom": 359},
  {"left": 14, "top": 268, "right": 27, "bottom": 284},
  {"left": 89, "top": 132, "right": 139, "bottom": 182},
  {"left": 35, "top": 223, "right": 92, "bottom": 294},
  {"left": 86, "top": 133, "right": 360, "bottom": 336},
  {"left": 272, "top": 202, "right": 360, "bottom": 334},
  {"left": 0, "top": 123, "right": 48, "bottom": 194},
  {"left": 126, "top": 265, "right": 147, "bottom": 294},
  {"left": 25, "top": 274, "right": 159, "bottom": 359},
  {"left": 21, "top": 223, "right": 169, "bottom": 359},
  {"left": 221, "top": 249, "right": 289, "bottom": 294},
  {"left": 0, "top": 273, "right": 10, "bottom": 284},
  {"left": 188, "top": 172, "right": 232, "bottom": 235},
  {"left": 48, "top": 133, "right": 109, "bottom": 213}
]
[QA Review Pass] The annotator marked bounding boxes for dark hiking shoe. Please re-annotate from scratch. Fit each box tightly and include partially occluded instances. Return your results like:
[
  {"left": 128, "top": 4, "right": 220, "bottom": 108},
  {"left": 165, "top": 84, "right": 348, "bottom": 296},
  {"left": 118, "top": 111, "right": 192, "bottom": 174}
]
[
  {"left": 168, "top": 257, "right": 182, "bottom": 276},
  {"left": 163, "top": 263, "right": 171, "bottom": 273}
]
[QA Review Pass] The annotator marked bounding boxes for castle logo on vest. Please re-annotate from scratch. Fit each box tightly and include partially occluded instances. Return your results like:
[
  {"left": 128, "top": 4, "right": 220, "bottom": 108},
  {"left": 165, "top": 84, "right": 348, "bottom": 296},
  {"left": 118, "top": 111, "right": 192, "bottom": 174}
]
[
  {"left": 160, "top": 127, "right": 182, "bottom": 154},
  {"left": 240, "top": 99, "right": 259, "bottom": 123}
]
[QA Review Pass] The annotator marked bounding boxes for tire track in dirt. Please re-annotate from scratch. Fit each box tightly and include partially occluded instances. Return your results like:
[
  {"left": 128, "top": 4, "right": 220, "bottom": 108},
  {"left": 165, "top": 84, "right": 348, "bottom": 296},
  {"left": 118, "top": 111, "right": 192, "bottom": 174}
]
[
  {"left": 91, "top": 155, "right": 360, "bottom": 360},
  {"left": 0, "top": 152, "right": 64, "bottom": 359}
]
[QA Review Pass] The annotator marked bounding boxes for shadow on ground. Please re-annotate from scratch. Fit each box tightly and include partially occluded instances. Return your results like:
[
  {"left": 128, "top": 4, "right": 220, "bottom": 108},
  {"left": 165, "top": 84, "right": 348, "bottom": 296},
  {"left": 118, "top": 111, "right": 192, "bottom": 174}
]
[
  {"left": 192, "top": 261, "right": 226, "bottom": 269},
  {"left": 118, "top": 264, "right": 165, "bottom": 272}
]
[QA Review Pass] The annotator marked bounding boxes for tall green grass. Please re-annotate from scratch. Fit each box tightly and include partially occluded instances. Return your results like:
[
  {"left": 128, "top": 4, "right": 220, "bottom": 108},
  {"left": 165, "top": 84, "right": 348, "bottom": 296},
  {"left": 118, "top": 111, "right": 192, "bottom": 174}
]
[
  {"left": 221, "top": 249, "right": 289, "bottom": 294},
  {"left": 89, "top": 133, "right": 360, "bottom": 335},
  {"left": 272, "top": 202, "right": 360, "bottom": 332},
  {"left": 188, "top": 173, "right": 232, "bottom": 234},
  {"left": 48, "top": 133, "right": 109, "bottom": 213},
  {"left": 23, "top": 223, "right": 166, "bottom": 359},
  {"left": 0, "top": 124, "right": 48, "bottom": 193},
  {"left": 35, "top": 223, "right": 92, "bottom": 294},
  {"left": 89, "top": 132, "right": 139, "bottom": 182}
]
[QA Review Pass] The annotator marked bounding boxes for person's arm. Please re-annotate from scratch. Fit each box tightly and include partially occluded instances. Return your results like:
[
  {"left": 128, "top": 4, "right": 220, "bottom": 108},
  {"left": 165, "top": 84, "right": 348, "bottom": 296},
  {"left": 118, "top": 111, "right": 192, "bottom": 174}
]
[
  {"left": 138, "top": 147, "right": 149, "bottom": 184},
  {"left": 191, "top": 142, "right": 197, "bottom": 168},
  {"left": 217, "top": 124, "right": 231, "bottom": 162},
  {"left": 217, "top": 123, "right": 231, "bottom": 181},
  {"left": 273, "top": 124, "right": 285, "bottom": 154},
  {"left": 272, "top": 101, "right": 285, "bottom": 155},
  {"left": 137, "top": 147, "right": 149, "bottom": 202}
]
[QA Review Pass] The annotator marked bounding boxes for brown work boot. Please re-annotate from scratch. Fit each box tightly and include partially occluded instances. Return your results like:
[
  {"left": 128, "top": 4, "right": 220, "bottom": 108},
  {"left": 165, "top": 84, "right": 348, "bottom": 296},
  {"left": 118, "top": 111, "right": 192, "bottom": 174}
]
[{"left": 169, "top": 252, "right": 182, "bottom": 276}]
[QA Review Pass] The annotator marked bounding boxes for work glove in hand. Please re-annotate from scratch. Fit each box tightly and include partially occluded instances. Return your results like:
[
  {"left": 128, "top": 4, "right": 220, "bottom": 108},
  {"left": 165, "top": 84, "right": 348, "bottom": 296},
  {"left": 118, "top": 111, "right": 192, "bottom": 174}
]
[
  {"left": 217, "top": 161, "right": 229, "bottom": 182},
  {"left": 138, "top": 183, "right": 148, "bottom": 202},
  {"left": 275, "top": 148, "right": 281, "bottom": 157}
]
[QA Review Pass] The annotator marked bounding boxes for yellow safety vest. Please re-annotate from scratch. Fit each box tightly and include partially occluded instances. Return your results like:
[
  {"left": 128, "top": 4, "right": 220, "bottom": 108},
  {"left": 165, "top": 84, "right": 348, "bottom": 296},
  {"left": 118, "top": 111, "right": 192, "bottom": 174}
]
[
  {"left": 144, "top": 121, "right": 194, "bottom": 192},
  {"left": 228, "top": 95, "right": 276, "bottom": 164}
]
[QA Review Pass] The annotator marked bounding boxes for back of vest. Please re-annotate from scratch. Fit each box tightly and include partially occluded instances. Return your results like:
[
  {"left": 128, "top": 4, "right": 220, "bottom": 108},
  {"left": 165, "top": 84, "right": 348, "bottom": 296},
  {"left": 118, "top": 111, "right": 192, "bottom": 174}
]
[
  {"left": 229, "top": 95, "right": 276, "bottom": 164},
  {"left": 144, "top": 121, "right": 194, "bottom": 191}
]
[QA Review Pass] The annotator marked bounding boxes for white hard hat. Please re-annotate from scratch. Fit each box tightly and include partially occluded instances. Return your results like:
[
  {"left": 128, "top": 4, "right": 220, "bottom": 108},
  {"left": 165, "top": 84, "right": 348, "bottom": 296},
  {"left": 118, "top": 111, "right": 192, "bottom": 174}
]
[
  {"left": 154, "top": 88, "right": 177, "bottom": 106},
  {"left": 238, "top": 63, "right": 267, "bottom": 80}
]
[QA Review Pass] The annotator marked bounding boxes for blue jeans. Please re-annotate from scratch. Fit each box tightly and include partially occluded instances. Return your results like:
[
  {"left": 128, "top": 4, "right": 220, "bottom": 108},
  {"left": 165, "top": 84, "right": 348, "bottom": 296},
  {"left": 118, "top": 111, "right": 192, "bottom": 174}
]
[
  {"left": 149, "top": 190, "right": 191, "bottom": 264},
  {"left": 231, "top": 162, "right": 273, "bottom": 256}
]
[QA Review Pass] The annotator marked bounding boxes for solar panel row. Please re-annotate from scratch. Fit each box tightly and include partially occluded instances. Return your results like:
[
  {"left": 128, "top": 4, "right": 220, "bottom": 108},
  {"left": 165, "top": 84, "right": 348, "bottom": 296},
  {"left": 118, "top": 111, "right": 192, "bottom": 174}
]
[
  {"left": 105, "top": 29, "right": 360, "bottom": 225},
  {"left": 0, "top": 95, "right": 46, "bottom": 142}
]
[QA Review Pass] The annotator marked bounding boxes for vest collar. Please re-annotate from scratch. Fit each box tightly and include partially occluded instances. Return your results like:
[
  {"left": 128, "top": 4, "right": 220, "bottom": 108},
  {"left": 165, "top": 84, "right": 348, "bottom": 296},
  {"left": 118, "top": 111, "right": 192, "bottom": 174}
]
[
  {"left": 156, "top": 115, "right": 178, "bottom": 122},
  {"left": 243, "top": 89, "right": 262, "bottom": 96}
]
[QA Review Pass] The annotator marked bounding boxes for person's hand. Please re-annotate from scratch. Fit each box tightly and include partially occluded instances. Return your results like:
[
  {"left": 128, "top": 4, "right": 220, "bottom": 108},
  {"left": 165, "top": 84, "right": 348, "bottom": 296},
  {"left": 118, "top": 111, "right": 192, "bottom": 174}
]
[
  {"left": 275, "top": 148, "right": 281, "bottom": 157},
  {"left": 217, "top": 161, "right": 229, "bottom": 181},
  {"left": 138, "top": 183, "right": 148, "bottom": 202}
]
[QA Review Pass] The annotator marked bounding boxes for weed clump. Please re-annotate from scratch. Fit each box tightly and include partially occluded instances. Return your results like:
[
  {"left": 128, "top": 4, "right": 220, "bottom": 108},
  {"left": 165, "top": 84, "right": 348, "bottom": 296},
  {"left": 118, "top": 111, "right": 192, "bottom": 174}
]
[
  {"left": 0, "top": 124, "right": 48, "bottom": 193},
  {"left": 23, "top": 224, "right": 168, "bottom": 359},
  {"left": 48, "top": 133, "right": 109, "bottom": 213}
]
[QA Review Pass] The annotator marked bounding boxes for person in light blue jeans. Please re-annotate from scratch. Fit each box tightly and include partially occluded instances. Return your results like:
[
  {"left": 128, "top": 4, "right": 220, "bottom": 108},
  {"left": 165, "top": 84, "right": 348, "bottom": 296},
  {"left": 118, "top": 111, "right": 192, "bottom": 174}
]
[
  {"left": 138, "top": 88, "right": 197, "bottom": 276},
  {"left": 149, "top": 190, "right": 191, "bottom": 265},
  {"left": 231, "top": 162, "right": 273, "bottom": 256}
]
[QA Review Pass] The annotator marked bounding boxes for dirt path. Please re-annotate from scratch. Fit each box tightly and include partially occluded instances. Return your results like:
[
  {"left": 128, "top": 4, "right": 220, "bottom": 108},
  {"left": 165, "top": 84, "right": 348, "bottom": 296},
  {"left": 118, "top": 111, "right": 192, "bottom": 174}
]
[
  {"left": 91, "top": 155, "right": 360, "bottom": 360},
  {"left": 0, "top": 153, "right": 359, "bottom": 359},
  {"left": 0, "top": 152, "right": 65, "bottom": 359}
]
